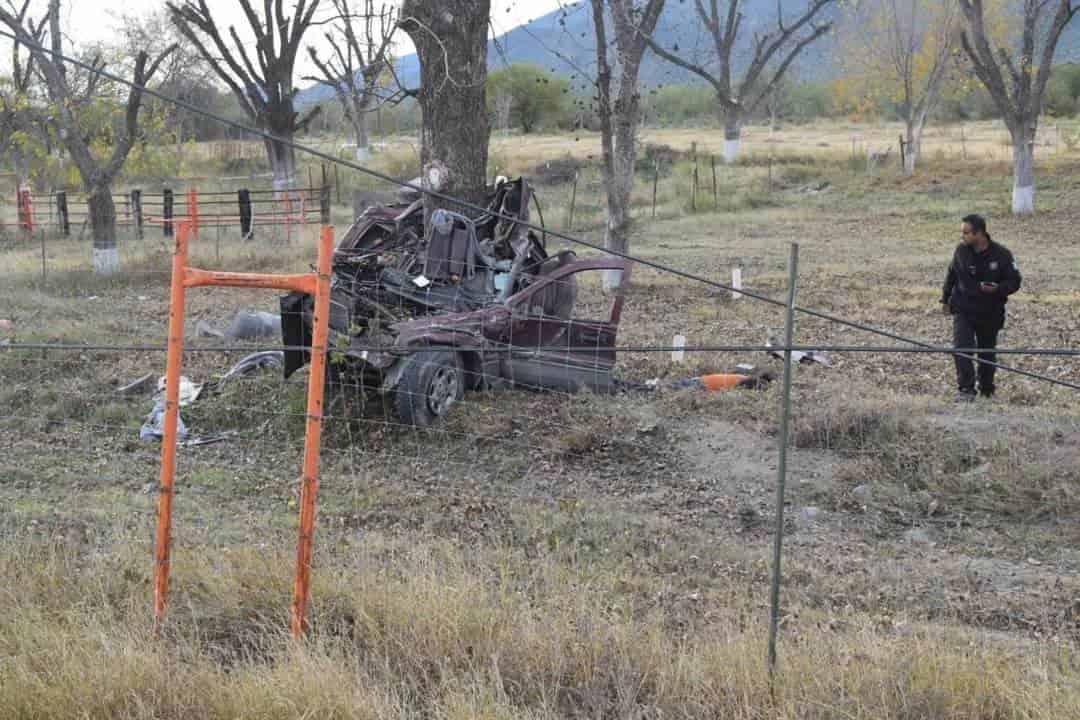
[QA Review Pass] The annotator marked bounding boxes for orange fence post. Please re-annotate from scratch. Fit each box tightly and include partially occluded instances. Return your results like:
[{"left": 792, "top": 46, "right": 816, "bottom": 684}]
[
  {"left": 154, "top": 220, "right": 191, "bottom": 629},
  {"left": 18, "top": 188, "right": 33, "bottom": 234},
  {"left": 150, "top": 220, "right": 332, "bottom": 637},
  {"left": 187, "top": 188, "right": 199, "bottom": 237},
  {"left": 150, "top": 220, "right": 328, "bottom": 634},
  {"left": 291, "top": 224, "right": 334, "bottom": 637}
]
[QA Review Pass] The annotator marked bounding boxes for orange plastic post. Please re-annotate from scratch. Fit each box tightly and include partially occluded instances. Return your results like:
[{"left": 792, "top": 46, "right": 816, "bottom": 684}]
[
  {"left": 154, "top": 220, "right": 191, "bottom": 629},
  {"left": 290, "top": 224, "right": 334, "bottom": 637},
  {"left": 187, "top": 188, "right": 199, "bottom": 237}
]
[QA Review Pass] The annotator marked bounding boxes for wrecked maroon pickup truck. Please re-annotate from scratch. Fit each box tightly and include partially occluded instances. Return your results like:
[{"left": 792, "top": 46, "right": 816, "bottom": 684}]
[{"left": 281, "top": 178, "right": 631, "bottom": 426}]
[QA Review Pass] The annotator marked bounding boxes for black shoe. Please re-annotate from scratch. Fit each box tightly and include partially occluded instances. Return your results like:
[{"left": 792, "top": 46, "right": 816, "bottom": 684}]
[{"left": 954, "top": 389, "right": 976, "bottom": 403}]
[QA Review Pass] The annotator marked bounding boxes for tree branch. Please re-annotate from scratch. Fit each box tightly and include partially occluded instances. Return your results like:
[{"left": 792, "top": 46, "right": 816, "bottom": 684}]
[
  {"left": 105, "top": 43, "right": 178, "bottom": 179},
  {"left": 749, "top": 21, "right": 832, "bottom": 113},
  {"left": 637, "top": 26, "right": 726, "bottom": 97},
  {"left": 742, "top": 0, "right": 835, "bottom": 100},
  {"left": 957, "top": 0, "right": 1020, "bottom": 126}
]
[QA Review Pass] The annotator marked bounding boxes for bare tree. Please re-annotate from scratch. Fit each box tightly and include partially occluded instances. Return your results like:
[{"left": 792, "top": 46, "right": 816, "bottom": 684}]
[
  {"left": 168, "top": 0, "right": 322, "bottom": 192},
  {"left": 959, "top": 0, "right": 1077, "bottom": 214},
  {"left": 890, "top": 0, "right": 957, "bottom": 175},
  {"left": 641, "top": 0, "right": 835, "bottom": 163},
  {"left": 845, "top": 0, "right": 958, "bottom": 174},
  {"left": 591, "top": 0, "right": 666, "bottom": 289},
  {"left": 399, "top": 0, "right": 491, "bottom": 212},
  {"left": 0, "top": 0, "right": 46, "bottom": 190},
  {"left": 305, "top": 0, "right": 397, "bottom": 160},
  {"left": 114, "top": 8, "right": 215, "bottom": 163},
  {"left": 0, "top": 0, "right": 175, "bottom": 275}
]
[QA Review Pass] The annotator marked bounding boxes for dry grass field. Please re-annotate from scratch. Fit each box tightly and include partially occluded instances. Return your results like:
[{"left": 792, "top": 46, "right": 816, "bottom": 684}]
[{"left": 1, "top": 121, "right": 1079, "bottom": 718}]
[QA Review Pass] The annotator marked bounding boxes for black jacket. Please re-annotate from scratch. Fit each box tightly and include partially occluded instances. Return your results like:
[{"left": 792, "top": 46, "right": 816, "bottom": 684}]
[{"left": 941, "top": 237, "right": 1022, "bottom": 317}]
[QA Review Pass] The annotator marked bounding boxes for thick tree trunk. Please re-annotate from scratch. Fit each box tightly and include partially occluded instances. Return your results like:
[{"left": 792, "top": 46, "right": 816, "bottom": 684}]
[
  {"left": 1011, "top": 127, "right": 1036, "bottom": 214},
  {"left": 175, "top": 113, "right": 185, "bottom": 163},
  {"left": 350, "top": 92, "right": 372, "bottom": 159},
  {"left": 354, "top": 113, "right": 370, "bottom": 160},
  {"left": 12, "top": 146, "right": 30, "bottom": 190},
  {"left": 905, "top": 106, "right": 931, "bottom": 175},
  {"left": 401, "top": 0, "right": 491, "bottom": 216},
  {"left": 722, "top": 107, "right": 742, "bottom": 164},
  {"left": 88, "top": 184, "right": 119, "bottom": 275},
  {"left": 266, "top": 135, "right": 298, "bottom": 193},
  {"left": 603, "top": 113, "right": 636, "bottom": 290},
  {"left": 590, "top": 0, "right": 664, "bottom": 290}
]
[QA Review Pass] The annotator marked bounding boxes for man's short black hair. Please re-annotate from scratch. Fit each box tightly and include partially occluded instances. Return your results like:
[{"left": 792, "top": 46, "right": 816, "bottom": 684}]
[{"left": 962, "top": 214, "right": 987, "bottom": 235}]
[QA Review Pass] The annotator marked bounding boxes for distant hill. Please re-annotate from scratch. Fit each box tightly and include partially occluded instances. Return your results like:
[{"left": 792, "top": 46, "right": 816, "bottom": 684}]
[{"left": 297, "top": 1, "right": 1080, "bottom": 107}]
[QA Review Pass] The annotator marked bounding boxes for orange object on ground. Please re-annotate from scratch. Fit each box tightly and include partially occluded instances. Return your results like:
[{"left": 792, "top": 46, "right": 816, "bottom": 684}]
[{"left": 700, "top": 373, "right": 751, "bottom": 391}]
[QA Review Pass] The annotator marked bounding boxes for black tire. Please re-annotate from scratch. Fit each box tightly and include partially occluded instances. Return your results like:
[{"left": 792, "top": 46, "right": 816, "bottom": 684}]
[{"left": 395, "top": 350, "right": 464, "bottom": 427}]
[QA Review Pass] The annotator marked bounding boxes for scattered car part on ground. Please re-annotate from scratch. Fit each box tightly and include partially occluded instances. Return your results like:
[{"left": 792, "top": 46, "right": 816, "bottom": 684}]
[
  {"left": 141, "top": 397, "right": 189, "bottom": 442},
  {"left": 766, "top": 336, "right": 833, "bottom": 367},
  {"left": 213, "top": 351, "right": 285, "bottom": 390},
  {"left": 116, "top": 373, "right": 156, "bottom": 396},
  {"left": 197, "top": 311, "right": 282, "bottom": 341}
]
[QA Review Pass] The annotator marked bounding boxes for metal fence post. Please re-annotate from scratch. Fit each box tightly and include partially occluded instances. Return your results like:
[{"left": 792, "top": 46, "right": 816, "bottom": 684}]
[
  {"left": 768, "top": 242, "right": 799, "bottom": 677},
  {"left": 154, "top": 220, "right": 191, "bottom": 630},
  {"left": 711, "top": 155, "right": 718, "bottom": 210},
  {"left": 568, "top": 171, "right": 578, "bottom": 230},
  {"left": 291, "top": 224, "right": 335, "bottom": 637},
  {"left": 238, "top": 188, "right": 253, "bottom": 240},
  {"left": 652, "top": 160, "right": 659, "bottom": 218},
  {"left": 56, "top": 191, "right": 70, "bottom": 237},
  {"left": 187, "top": 188, "right": 199, "bottom": 239},
  {"left": 163, "top": 189, "right": 174, "bottom": 237},
  {"left": 691, "top": 152, "right": 699, "bottom": 213},
  {"left": 320, "top": 183, "right": 331, "bottom": 225},
  {"left": 132, "top": 189, "right": 143, "bottom": 240}
]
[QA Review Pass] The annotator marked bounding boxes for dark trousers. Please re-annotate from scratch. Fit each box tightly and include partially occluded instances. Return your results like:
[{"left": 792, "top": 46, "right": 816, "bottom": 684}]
[{"left": 953, "top": 313, "right": 1001, "bottom": 395}]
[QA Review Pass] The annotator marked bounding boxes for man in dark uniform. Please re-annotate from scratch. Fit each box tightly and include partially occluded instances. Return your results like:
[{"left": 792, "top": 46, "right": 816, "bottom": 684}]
[{"left": 941, "top": 214, "right": 1022, "bottom": 401}]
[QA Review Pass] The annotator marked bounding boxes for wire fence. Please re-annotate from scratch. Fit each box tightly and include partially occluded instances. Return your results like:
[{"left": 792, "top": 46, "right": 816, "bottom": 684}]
[
  {"left": 0, "top": 25, "right": 1077, "bottom": 689},
  {"left": 0, "top": 184, "right": 337, "bottom": 278}
]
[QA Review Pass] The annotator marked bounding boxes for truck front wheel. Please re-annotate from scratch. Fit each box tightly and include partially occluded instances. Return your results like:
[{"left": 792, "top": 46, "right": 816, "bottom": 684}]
[{"left": 395, "top": 350, "right": 464, "bottom": 427}]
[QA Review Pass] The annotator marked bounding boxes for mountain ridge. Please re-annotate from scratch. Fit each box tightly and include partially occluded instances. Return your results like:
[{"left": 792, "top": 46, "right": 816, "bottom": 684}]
[{"left": 297, "top": 2, "right": 1080, "bottom": 107}]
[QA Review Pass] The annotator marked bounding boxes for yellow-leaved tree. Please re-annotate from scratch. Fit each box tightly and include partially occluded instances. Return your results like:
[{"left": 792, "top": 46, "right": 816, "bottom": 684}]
[{"left": 838, "top": 0, "right": 960, "bottom": 174}]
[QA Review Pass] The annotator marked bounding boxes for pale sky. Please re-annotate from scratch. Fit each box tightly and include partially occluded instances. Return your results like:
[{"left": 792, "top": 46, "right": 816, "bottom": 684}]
[{"left": 7, "top": 0, "right": 567, "bottom": 77}]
